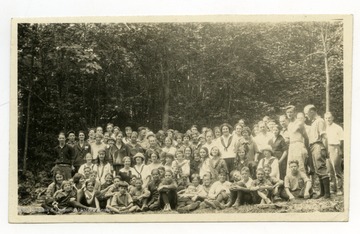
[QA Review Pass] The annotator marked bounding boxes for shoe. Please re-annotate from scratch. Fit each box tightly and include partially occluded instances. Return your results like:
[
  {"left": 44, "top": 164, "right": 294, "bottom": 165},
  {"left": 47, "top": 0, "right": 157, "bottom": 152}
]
[
  {"left": 322, "top": 177, "right": 331, "bottom": 199},
  {"left": 273, "top": 196, "right": 282, "bottom": 202},
  {"left": 314, "top": 178, "right": 325, "bottom": 199}
]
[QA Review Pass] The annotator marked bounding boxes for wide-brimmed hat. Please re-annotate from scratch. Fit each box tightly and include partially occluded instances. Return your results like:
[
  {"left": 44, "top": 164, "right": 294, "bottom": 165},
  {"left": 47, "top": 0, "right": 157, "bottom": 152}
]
[
  {"left": 304, "top": 104, "right": 316, "bottom": 114},
  {"left": 133, "top": 152, "right": 145, "bottom": 160},
  {"left": 260, "top": 145, "right": 274, "bottom": 154}
]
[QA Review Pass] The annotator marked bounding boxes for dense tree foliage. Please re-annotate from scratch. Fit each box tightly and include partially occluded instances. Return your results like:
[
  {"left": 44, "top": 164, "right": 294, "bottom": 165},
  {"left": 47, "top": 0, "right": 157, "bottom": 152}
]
[{"left": 17, "top": 22, "right": 344, "bottom": 174}]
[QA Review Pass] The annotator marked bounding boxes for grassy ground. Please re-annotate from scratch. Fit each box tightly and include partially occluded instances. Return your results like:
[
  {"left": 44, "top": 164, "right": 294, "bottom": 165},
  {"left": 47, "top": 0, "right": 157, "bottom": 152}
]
[{"left": 18, "top": 194, "right": 344, "bottom": 215}]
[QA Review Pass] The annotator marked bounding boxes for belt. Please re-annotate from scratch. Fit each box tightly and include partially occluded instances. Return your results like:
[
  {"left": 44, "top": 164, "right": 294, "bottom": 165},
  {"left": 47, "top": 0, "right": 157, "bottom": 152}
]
[
  {"left": 310, "top": 141, "right": 322, "bottom": 146},
  {"left": 329, "top": 144, "right": 340, "bottom": 146},
  {"left": 290, "top": 140, "right": 304, "bottom": 144}
]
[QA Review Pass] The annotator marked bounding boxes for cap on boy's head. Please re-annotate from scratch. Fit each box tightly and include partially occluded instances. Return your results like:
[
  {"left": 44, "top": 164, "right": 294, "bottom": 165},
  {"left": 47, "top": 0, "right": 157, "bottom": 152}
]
[
  {"left": 146, "top": 132, "right": 156, "bottom": 139},
  {"left": 304, "top": 104, "right": 316, "bottom": 114},
  {"left": 67, "top": 130, "right": 75, "bottom": 136},
  {"left": 118, "top": 181, "right": 129, "bottom": 188}
]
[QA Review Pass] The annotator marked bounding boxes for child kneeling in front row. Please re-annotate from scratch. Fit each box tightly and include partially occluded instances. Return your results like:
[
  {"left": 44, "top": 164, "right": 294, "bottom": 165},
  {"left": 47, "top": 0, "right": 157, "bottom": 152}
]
[
  {"left": 280, "top": 160, "right": 313, "bottom": 201},
  {"left": 106, "top": 181, "right": 140, "bottom": 213}
]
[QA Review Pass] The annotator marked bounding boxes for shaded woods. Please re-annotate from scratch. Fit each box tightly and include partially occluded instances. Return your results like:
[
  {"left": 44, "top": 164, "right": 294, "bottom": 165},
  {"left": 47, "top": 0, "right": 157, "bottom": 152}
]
[{"left": 18, "top": 22, "right": 343, "bottom": 175}]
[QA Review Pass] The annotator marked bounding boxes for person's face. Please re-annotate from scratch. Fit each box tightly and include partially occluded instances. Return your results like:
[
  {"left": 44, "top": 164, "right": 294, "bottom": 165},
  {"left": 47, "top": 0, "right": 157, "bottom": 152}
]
[
  {"left": 89, "top": 130, "right": 95, "bottom": 138},
  {"left": 239, "top": 120, "right": 245, "bottom": 127},
  {"left": 68, "top": 133, "right": 75, "bottom": 141},
  {"left": 149, "top": 137, "right": 156, "bottom": 147},
  {"left": 119, "top": 186, "right": 126, "bottom": 194},
  {"left": 254, "top": 126, "right": 260, "bottom": 136},
  {"left": 85, "top": 153, "right": 92, "bottom": 162},
  {"left": 222, "top": 126, "right": 229, "bottom": 136},
  {"left": 99, "top": 152, "right": 106, "bottom": 161},
  {"left": 79, "top": 176, "right": 85, "bottom": 184},
  {"left": 194, "top": 154, "right": 200, "bottom": 161},
  {"left": 108, "top": 140, "right": 115, "bottom": 147},
  {"left": 114, "top": 128, "right": 120, "bottom": 134},
  {"left": 242, "top": 130, "right": 249, "bottom": 139},
  {"left": 79, "top": 132, "right": 85, "bottom": 141},
  {"left": 211, "top": 147, "right": 219, "bottom": 157},
  {"left": 325, "top": 114, "right": 334, "bottom": 125},
  {"left": 165, "top": 138, "right": 172, "bottom": 147},
  {"left": 233, "top": 172, "right": 241, "bottom": 181},
  {"left": 183, "top": 136, "right": 190, "bottom": 144},
  {"left": 140, "top": 130, "right": 146, "bottom": 137},
  {"left": 114, "top": 178, "right": 121, "bottom": 187},
  {"left": 125, "top": 129, "right": 132, "bottom": 137},
  {"left": 96, "top": 127, "right": 103, "bottom": 134},
  {"left": 176, "top": 152, "right": 184, "bottom": 160},
  {"left": 105, "top": 175, "right": 113, "bottom": 184},
  {"left": 219, "top": 174, "right": 226, "bottom": 183},
  {"left": 192, "top": 178, "right": 200, "bottom": 187},
  {"left": 238, "top": 149, "right": 246, "bottom": 159},
  {"left": 191, "top": 127, "right": 198, "bottom": 133},
  {"left": 259, "top": 124, "right": 266, "bottom": 133},
  {"left": 116, "top": 134, "right": 122, "bottom": 142},
  {"left": 241, "top": 171, "right": 249, "bottom": 181},
  {"left": 84, "top": 169, "right": 91, "bottom": 177},
  {"left": 201, "top": 128, "right": 207, "bottom": 134},
  {"left": 130, "top": 177, "right": 136, "bottom": 185},
  {"left": 199, "top": 149, "right": 207, "bottom": 160},
  {"left": 263, "top": 150, "right": 271, "bottom": 158},
  {"left": 131, "top": 133, "right": 137, "bottom": 143},
  {"left": 124, "top": 158, "right": 131, "bottom": 167},
  {"left": 95, "top": 136, "right": 102, "bottom": 143},
  {"left": 135, "top": 180, "right": 142, "bottom": 189},
  {"left": 263, "top": 117, "right": 269, "bottom": 124},
  {"left": 158, "top": 169, "right": 165, "bottom": 177},
  {"left": 184, "top": 148, "right": 191, "bottom": 158},
  {"left": 290, "top": 163, "right": 299, "bottom": 175},
  {"left": 58, "top": 134, "right": 66, "bottom": 144},
  {"left": 87, "top": 182, "right": 94, "bottom": 192},
  {"left": 305, "top": 110, "right": 315, "bottom": 120},
  {"left": 286, "top": 109, "right": 294, "bottom": 119},
  {"left": 235, "top": 125, "right": 242, "bottom": 135},
  {"left": 176, "top": 136, "right": 182, "bottom": 144},
  {"left": 150, "top": 153, "right": 158, "bottom": 163},
  {"left": 167, "top": 131, "right": 173, "bottom": 139},
  {"left": 63, "top": 183, "right": 72, "bottom": 192},
  {"left": 199, "top": 137, "right": 206, "bottom": 144},
  {"left": 256, "top": 171, "right": 264, "bottom": 181},
  {"left": 264, "top": 168, "right": 271, "bottom": 176},
  {"left": 135, "top": 157, "right": 143, "bottom": 165},
  {"left": 205, "top": 133, "right": 212, "bottom": 143},
  {"left": 55, "top": 174, "right": 64, "bottom": 183},
  {"left": 215, "top": 129, "right": 221, "bottom": 138},
  {"left": 103, "top": 133, "right": 110, "bottom": 140},
  {"left": 165, "top": 156, "right": 173, "bottom": 164},
  {"left": 272, "top": 127, "right": 280, "bottom": 136},
  {"left": 106, "top": 125, "right": 113, "bottom": 133},
  {"left": 297, "top": 113, "right": 306, "bottom": 123},
  {"left": 268, "top": 122, "right": 275, "bottom": 130},
  {"left": 279, "top": 117, "right": 288, "bottom": 128},
  {"left": 165, "top": 171, "right": 172, "bottom": 179},
  {"left": 90, "top": 173, "right": 96, "bottom": 180},
  {"left": 203, "top": 177, "right": 211, "bottom": 186},
  {"left": 151, "top": 171, "right": 160, "bottom": 181}
]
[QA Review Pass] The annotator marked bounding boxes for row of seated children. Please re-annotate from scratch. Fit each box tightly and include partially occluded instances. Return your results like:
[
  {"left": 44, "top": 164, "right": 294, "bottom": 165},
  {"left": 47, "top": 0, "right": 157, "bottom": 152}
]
[{"left": 41, "top": 159, "right": 313, "bottom": 214}]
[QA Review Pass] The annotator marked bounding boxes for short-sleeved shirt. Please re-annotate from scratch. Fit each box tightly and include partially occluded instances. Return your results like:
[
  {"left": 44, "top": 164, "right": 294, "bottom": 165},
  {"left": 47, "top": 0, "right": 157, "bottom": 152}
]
[
  {"left": 326, "top": 123, "right": 344, "bottom": 145},
  {"left": 308, "top": 115, "right": 326, "bottom": 144},
  {"left": 284, "top": 172, "right": 310, "bottom": 191},
  {"left": 110, "top": 192, "right": 133, "bottom": 207}
]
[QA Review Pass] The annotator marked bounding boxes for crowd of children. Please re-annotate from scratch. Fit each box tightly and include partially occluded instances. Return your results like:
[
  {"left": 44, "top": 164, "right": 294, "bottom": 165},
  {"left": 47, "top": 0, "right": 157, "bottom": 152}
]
[{"left": 42, "top": 104, "right": 344, "bottom": 214}]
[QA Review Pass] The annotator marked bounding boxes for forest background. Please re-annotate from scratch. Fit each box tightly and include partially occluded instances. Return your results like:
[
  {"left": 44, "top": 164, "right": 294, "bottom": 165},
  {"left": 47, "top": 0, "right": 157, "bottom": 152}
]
[{"left": 17, "top": 22, "right": 344, "bottom": 201}]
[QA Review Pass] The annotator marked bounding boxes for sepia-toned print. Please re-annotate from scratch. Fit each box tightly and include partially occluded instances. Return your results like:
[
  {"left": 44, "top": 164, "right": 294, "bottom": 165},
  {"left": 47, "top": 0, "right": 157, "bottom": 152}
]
[{"left": 9, "top": 15, "right": 352, "bottom": 222}]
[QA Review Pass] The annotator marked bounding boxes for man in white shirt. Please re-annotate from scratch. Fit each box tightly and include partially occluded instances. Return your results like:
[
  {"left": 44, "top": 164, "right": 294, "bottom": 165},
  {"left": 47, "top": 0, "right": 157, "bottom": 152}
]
[
  {"left": 254, "top": 121, "right": 274, "bottom": 154},
  {"left": 324, "top": 112, "right": 344, "bottom": 195}
]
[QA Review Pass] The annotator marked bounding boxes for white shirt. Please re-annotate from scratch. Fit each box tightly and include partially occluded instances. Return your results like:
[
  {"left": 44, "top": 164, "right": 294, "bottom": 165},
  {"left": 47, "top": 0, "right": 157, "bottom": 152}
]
[
  {"left": 326, "top": 123, "right": 344, "bottom": 145},
  {"left": 215, "top": 135, "right": 236, "bottom": 159},
  {"left": 254, "top": 132, "right": 274, "bottom": 151}
]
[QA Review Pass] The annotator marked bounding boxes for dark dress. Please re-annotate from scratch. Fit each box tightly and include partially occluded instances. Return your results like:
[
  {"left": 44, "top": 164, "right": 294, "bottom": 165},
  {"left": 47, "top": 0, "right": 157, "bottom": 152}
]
[{"left": 268, "top": 135, "right": 288, "bottom": 180}]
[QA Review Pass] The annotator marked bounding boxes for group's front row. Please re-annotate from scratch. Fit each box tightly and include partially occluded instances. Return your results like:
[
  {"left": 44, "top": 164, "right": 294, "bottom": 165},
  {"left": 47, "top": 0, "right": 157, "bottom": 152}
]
[{"left": 41, "top": 160, "right": 314, "bottom": 215}]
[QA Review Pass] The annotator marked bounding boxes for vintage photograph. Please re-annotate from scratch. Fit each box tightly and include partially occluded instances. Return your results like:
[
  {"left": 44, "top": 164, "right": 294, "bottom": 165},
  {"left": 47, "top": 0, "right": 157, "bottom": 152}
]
[{"left": 10, "top": 15, "right": 351, "bottom": 222}]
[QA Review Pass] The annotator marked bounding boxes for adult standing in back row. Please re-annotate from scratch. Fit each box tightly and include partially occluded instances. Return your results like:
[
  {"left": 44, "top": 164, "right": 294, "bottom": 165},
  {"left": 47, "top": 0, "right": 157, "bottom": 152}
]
[
  {"left": 304, "top": 105, "right": 330, "bottom": 199},
  {"left": 53, "top": 132, "right": 74, "bottom": 180}
]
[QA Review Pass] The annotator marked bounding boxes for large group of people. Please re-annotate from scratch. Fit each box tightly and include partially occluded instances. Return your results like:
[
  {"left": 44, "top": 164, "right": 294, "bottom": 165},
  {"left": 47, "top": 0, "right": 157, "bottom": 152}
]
[{"left": 41, "top": 104, "right": 344, "bottom": 214}]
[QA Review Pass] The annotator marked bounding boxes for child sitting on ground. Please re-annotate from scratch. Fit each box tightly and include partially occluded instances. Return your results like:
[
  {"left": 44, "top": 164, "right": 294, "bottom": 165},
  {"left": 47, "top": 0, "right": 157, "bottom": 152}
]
[
  {"left": 226, "top": 169, "right": 253, "bottom": 208},
  {"left": 263, "top": 164, "right": 284, "bottom": 201},
  {"left": 158, "top": 170, "right": 178, "bottom": 211},
  {"left": 129, "top": 178, "right": 151, "bottom": 211},
  {"left": 177, "top": 174, "right": 207, "bottom": 213},
  {"left": 280, "top": 160, "right": 313, "bottom": 201},
  {"left": 107, "top": 181, "right": 140, "bottom": 213},
  {"left": 250, "top": 168, "right": 274, "bottom": 205},
  {"left": 203, "top": 170, "right": 231, "bottom": 210}
]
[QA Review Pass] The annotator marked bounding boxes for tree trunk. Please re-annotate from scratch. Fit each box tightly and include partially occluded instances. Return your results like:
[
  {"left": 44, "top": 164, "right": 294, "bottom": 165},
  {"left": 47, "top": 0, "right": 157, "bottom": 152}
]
[
  {"left": 160, "top": 62, "right": 170, "bottom": 130},
  {"left": 23, "top": 90, "right": 31, "bottom": 173},
  {"left": 321, "top": 27, "right": 330, "bottom": 112}
]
